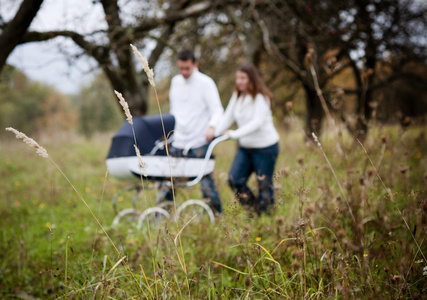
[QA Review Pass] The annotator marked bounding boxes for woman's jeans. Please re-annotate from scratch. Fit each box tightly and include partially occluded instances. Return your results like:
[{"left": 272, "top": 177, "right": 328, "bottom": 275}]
[
  {"left": 156, "top": 144, "right": 222, "bottom": 213},
  {"left": 228, "top": 143, "right": 279, "bottom": 215}
]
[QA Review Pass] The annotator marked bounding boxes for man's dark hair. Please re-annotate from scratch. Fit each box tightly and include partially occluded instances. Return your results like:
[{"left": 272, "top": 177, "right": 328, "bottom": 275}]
[{"left": 177, "top": 49, "right": 196, "bottom": 62}]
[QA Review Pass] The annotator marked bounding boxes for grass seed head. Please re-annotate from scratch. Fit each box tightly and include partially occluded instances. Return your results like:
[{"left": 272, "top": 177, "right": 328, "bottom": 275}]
[
  {"left": 292, "top": 261, "right": 301, "bottom": 270},
  {"left": 134, "top": 145, "right": 147, "bottom": 177},
  {"left": 281, "top": 168, "right": 289, "bottom": 177},
  {"left": 399, "top": 166, "right": 408, "bottom": 174},
  {"left": 297, "top": 218, "right": 307, "bottom": 228},
  {"left": 295, "top": 249, "right": 304, "bottom": 259},
  {"left": 336, "top": 87, "right": 344, "bottom": 99},
  {"left": 5, "top": 127, "right": 49, "bottom": 158},
  {"left": 114, "top": 91, "right": 133, "bottom": 125},
  {"left": 304, "top": 47, "right": 315, "bottom": 67},
  {"left": 344, "top": 181, "right": 353, "bottom": 190},
  {"left": 304, "top": 205, "right": 315, "bottom": 218},
  {"left": 130, "top": 44, "right": 155, "bottom": 87},
  {"left": 244, "top": 276, "right": 251, "bottom": 287},
  {"left": 311, "top": 132, "right": 321, "bottom": 147}
]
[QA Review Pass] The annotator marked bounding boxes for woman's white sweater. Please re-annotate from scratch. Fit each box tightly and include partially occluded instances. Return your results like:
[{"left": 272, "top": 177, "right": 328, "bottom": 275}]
[{"left": 215, "top": 92, "right": 279, "bottom": 148}]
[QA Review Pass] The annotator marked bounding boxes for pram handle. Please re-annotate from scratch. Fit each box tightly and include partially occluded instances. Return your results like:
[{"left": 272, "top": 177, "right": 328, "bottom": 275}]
[
  {"left": 185, "top": 135, "right": 229, "bottom": 187},
  {"left": 182, "top": 138, "right": 209, "bottom": 156}
]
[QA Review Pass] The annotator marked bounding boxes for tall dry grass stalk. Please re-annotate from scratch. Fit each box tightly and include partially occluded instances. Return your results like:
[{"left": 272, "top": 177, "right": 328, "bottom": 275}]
[
  {"left": 5, "top": 127, "right": 148, "bottom": 298},
  {"left": 113, "top": 89, "right": 158, "bottom": 298},
  {"left": 114, "top": 90, "right": 147, "bottom": 178},
  {"left": 312, "top": 132, "right": 356, "bottom": 223},
  {"left": 130, "top": 44, "right": 191, "bottom": 295},
  {"left": 356, "top": 138, "right": 426, "bottom": 262},
  {"left": 129, "top": 44, "right": 178, "bottom": 219},
  {"left": 304, "top": 48, "right": 334, "bottom": 128}
]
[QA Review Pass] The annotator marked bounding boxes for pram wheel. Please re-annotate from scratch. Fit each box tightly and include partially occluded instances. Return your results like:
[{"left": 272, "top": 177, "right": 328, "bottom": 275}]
[
  {"left": 176, "top": 199, "right": 215, "bottom": 224},
  {"left": 137, "top": 207, "right": 170, "bottom": 230},
  {"left": 157, "top": 200, "right": 175, "bottom": 214},
  {"left": 111, "top": 208, "right": 141, "bottom": 232}
]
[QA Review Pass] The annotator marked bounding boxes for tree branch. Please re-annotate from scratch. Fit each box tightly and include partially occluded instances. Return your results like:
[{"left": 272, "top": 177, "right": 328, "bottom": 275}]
[
  {"left": 133, "top": 1, "right": 212, "bottom": 33},
  {"left": 0, "top": 0, "right": 44, "bottom": 71}
]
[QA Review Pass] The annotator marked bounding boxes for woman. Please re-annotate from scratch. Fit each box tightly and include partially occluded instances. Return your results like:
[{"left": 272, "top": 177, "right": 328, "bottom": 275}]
[{"left": 215, "top": 64, "right": 280, "bottom": 215}]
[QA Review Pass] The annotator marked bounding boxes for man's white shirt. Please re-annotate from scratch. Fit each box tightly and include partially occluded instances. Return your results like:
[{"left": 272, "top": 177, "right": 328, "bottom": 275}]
[{"left": 169, "top": 68, "right": 223, "bottom": 149}]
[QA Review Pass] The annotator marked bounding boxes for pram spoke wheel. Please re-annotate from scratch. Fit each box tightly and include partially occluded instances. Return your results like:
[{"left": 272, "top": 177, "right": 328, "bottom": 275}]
[
  {"left": 176, "top": 199, "right": 215, "bottom": 224},
  {"left": 112, "top": 208, "right": 141, "bottom": 228},
  {"left": 137, "top": 207, "right": 170, "bottom": 230},
  {"left": 157, "top": 201, "right": 175, "bottom": 214}
]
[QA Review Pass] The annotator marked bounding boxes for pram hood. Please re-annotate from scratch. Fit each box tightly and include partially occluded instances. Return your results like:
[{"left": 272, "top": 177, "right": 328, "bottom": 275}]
[{"left": 107, "top": 114, "right": 175, "bottom": 158}]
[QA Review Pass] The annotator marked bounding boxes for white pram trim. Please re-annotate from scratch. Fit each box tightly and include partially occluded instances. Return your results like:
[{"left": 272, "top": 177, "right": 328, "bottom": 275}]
[{"left": 106, "top": 155, "right": 215, "bottom": 181}]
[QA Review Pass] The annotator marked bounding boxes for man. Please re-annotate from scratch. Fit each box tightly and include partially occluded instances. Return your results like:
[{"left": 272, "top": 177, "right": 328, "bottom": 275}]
[{"left": 161, "top": 49, "right": 224, "bottom": 213}]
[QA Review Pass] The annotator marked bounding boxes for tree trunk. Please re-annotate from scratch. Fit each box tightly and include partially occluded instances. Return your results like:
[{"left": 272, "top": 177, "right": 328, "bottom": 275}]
[
  {"left": 103, "top": 63, "right": 149, "bottom": 116},
  {"left": 354, "top": 0, "right": 377, "bottom": 139},
  {"left": 304, "top": 84, "right": 323, "bottom": 136}
]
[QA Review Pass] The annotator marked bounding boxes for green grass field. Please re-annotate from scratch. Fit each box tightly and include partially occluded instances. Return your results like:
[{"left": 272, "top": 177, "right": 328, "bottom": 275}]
[{"left": 1, "top": 122, "right": 426, "bottom": 299}]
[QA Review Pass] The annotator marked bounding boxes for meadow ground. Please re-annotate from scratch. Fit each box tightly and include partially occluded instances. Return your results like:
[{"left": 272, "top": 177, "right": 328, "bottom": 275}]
[{"left": 1, "top": 121, "right": 426, "bottom": 299}]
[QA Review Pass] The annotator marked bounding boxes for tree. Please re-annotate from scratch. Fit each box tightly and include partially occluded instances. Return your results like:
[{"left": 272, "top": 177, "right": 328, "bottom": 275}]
[
  {"left": 235, "top": 0, "right": 427, "bottom": 136},
  {"left": 2, "top": 0, "right": 218, "bottom": 116}
]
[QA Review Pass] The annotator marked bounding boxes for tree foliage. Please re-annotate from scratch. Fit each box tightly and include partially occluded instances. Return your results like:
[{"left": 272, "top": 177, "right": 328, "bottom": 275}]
[
  {"left": 76, "top": 73, "right": 122, "bottom": 138},
  {"left": 0, "top": 65, "right": 77, "bottom": 135},
  {"left": 243, "top": 0, "right": 427, "bottom": 135}
]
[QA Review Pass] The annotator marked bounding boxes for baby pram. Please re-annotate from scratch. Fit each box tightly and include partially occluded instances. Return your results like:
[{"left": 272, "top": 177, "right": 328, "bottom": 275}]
[{"left": 106, "top": 114, "right": 227, "bottom": 229}]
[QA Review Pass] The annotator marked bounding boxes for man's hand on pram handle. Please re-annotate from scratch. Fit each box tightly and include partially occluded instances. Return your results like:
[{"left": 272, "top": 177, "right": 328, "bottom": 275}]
[{"left": 205, "top": 126, "right": 215, "bottom": 142}]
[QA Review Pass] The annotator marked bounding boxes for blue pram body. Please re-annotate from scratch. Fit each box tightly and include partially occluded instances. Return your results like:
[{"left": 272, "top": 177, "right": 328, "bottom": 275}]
[{"left": 106, "top": 114, "right": 216, "bottom": 183}]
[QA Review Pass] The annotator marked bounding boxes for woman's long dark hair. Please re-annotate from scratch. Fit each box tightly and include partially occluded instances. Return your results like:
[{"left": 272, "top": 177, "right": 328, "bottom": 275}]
[{"left": 234, "top": 64, "right": 273, "bottom": 106}]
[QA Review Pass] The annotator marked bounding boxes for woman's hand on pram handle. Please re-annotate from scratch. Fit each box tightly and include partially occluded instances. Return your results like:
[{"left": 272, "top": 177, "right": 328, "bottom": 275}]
[
  {"left": 185, "top": 134, "right": 229, "bottom": 187},
  {"left": 212, "top": 134, "right": 230, "bottom": 143}
]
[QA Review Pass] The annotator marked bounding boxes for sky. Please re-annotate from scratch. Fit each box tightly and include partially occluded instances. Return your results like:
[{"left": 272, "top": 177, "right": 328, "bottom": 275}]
[{"left": 4, "top": 0, "right": 105, "bottom": 94}]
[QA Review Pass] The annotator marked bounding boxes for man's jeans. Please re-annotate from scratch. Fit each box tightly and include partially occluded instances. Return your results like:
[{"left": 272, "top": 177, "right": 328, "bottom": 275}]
[
  {"left": 156, "top": 144, "right": 222, "bottom": 213},
  {"left": 227, "top": 143, "right": 279, "bottom": 215}
]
